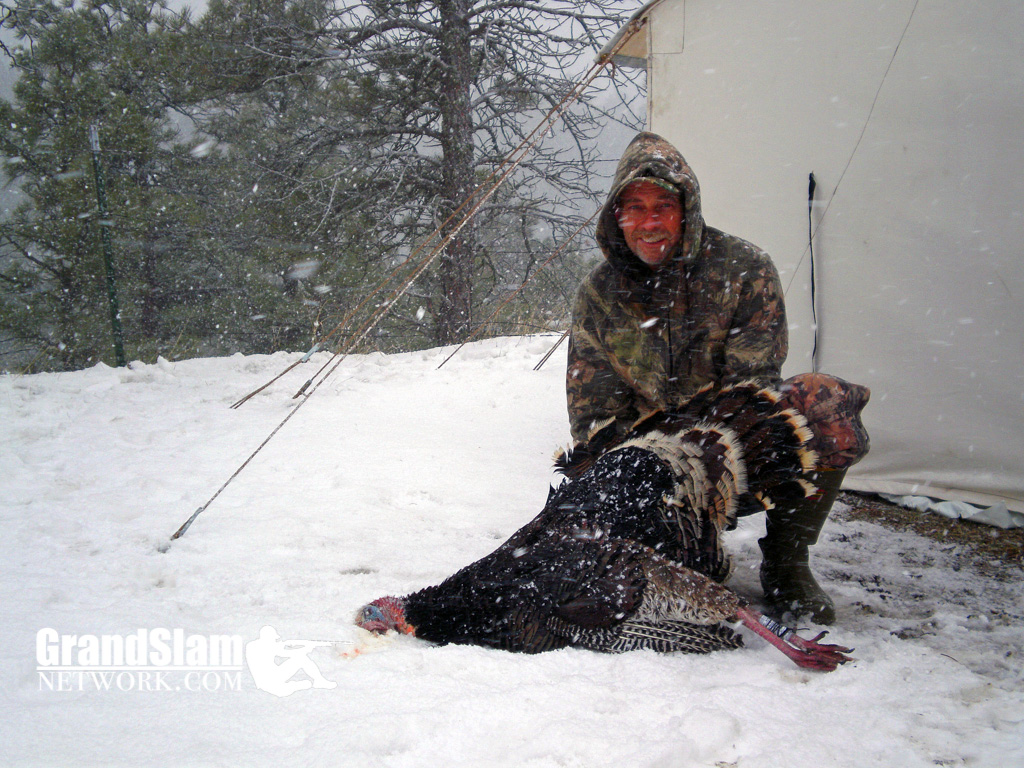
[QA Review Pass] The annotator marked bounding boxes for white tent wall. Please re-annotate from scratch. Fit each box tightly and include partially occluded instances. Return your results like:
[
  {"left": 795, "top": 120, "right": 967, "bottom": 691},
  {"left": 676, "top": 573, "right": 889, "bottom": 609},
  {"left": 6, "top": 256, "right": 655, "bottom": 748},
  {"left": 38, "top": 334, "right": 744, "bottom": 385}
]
[{"left": 613, "top": 0, "right": 1024, "bottom": 513}]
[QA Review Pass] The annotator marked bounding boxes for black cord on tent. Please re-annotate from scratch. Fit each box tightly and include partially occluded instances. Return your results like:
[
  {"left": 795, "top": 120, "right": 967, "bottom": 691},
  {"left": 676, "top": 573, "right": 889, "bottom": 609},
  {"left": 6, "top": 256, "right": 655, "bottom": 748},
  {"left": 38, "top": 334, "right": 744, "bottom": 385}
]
[{"left": 808, "top": 172, "right": 819, "bottom": 373}]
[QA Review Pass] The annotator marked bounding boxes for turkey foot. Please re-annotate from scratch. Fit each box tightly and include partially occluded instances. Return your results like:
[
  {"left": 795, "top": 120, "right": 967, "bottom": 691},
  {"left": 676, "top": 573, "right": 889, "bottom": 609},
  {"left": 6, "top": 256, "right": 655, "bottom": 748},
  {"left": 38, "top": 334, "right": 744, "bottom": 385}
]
[{"left": 735, "top": 606, "right": 853, "bottom": 671}]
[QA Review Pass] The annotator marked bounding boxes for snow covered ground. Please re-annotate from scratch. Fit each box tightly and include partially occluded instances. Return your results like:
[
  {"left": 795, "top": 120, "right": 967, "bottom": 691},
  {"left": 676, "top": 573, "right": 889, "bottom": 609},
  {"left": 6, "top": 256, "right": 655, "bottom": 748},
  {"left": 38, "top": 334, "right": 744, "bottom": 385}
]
[{"left": 2, "top": 336, "right": 1021, "bottom": 767}]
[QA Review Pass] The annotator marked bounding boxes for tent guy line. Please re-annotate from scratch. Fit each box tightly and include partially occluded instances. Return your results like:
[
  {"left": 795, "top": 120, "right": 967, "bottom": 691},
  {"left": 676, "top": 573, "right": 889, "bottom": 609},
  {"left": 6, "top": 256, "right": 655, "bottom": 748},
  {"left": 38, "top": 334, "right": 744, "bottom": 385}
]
[
  {"left": 163, "top": 16, "right": 650, "bottom": 547},
  {"left": 783, "top": 0, "right": 921, "bottom": 298}
]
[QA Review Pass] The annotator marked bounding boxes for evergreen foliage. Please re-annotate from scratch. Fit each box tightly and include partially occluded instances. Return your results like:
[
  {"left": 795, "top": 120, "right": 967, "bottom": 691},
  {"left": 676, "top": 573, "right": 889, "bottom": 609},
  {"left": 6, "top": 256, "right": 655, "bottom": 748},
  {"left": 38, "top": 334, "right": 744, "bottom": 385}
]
[{"left": 0, "top": 0, "right": 643, "bottom": 371}]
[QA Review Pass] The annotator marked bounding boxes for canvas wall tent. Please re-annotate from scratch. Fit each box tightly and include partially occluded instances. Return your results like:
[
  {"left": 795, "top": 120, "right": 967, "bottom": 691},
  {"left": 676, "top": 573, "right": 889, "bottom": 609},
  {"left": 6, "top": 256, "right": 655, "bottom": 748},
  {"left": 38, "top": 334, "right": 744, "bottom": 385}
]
[{"left": 601, "top": 0, "right": 1024, "bottom": 518}]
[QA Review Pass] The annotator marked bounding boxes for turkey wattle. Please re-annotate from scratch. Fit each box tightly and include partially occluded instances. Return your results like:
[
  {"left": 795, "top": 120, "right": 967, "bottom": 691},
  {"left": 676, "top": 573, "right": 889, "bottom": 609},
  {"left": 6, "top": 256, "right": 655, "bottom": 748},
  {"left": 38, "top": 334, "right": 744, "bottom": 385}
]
[{"left": 356, "top": 375, "right": 868, "bottom": 672}]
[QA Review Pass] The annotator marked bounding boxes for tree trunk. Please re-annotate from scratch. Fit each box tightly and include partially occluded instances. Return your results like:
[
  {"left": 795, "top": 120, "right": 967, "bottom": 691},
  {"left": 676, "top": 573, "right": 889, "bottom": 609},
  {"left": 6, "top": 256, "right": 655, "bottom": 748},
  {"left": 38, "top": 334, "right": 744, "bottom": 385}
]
[
  {"left": 140, "top": 237, "right": 161, "bottom": 341},
  {"left": 434, "top": 0, "right": 475, "bottom": 346}
]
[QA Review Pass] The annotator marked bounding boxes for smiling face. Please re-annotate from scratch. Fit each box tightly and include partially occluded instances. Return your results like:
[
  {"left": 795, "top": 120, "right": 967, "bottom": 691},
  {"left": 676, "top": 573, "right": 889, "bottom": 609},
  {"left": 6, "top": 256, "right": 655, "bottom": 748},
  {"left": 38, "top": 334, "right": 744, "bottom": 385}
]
[{"left": 615, "top": 180, "right": 684, "bottom": 268}]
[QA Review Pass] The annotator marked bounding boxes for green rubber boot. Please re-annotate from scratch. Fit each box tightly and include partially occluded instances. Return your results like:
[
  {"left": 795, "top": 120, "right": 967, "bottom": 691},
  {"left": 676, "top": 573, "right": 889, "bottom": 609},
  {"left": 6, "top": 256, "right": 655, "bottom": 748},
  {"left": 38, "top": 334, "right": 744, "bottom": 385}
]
[{"left": 759, "top": 469, "right": 846, "bottom": 626}]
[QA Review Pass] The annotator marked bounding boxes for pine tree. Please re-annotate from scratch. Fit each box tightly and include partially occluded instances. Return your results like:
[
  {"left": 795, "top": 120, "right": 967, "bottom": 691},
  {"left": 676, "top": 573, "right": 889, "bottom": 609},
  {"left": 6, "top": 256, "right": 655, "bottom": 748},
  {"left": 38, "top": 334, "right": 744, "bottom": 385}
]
[
  {"left": 0, "top": 0, "right": 379, "bottom": 368},
  {"left": 0, "top": 0, "right": 644, "bottom": 369},
  {"left": 0, "top": 0, "right": 194, "bottom": 369},
  {"left": 322, "top": 0, "right": 641, "bottom": 346}
]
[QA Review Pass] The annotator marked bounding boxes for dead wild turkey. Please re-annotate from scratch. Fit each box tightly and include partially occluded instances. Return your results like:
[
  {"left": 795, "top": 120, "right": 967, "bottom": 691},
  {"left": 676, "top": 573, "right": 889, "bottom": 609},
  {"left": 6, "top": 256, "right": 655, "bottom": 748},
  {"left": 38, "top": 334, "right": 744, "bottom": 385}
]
[{"left": 356, "top": 375, "right": 869, "bottom": 671}]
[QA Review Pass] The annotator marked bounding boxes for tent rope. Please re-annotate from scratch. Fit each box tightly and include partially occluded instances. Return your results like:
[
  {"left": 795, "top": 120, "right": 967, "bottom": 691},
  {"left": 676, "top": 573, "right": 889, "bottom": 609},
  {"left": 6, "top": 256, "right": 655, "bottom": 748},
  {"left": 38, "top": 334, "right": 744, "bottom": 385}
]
[
  {"left": 232, "top": 19, "right": 643, "bottom": 407},
  {"left": 784, "top": 0, "right": 920, "bottom": 299},
  {"left": 533, "top": 327, "right": 570, "bottom": 372},
  {"left": 435, "top": 207, "right": 599, "bottom": 370},
  {"left": 166, "top": 16, "right": 649, "bottom": 543}
]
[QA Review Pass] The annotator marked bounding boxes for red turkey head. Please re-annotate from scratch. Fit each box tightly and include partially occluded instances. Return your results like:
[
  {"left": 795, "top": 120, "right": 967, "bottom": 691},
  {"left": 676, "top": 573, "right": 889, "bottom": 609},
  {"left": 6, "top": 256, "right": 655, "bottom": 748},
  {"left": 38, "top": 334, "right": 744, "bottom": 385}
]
[{"left": 355, "top": 596, "right": 413, "bottom": 635}]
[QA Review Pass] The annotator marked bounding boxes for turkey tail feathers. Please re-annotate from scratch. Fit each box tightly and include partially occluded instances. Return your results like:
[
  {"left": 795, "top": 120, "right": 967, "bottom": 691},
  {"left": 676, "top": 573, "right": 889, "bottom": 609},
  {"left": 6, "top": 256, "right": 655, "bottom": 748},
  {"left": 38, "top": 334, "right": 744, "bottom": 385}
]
[
  {"left": 554, "top": 417, "right": 618, "bottom": 480},
  {"left": 778, "top": 373, "right": 871, "bottom": 470},
  {"left": 556, "top": 381, "right": 823, "bottom": 515}
]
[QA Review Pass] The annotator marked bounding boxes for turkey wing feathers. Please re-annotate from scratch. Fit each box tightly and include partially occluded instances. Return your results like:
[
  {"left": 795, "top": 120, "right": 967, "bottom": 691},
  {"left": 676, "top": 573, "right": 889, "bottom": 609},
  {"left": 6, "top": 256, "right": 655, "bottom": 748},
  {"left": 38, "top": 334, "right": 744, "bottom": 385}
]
[{"left": 550, "top": 619, "right": 744, "bottom": 655}]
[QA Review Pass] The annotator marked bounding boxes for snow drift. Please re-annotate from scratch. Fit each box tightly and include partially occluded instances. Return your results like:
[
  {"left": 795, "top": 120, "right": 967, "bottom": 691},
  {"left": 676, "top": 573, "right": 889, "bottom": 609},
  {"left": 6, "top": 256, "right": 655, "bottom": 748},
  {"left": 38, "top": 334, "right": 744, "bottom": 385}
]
[{"left": 2, "top": 336, "right": 1021, "bottom": 766}]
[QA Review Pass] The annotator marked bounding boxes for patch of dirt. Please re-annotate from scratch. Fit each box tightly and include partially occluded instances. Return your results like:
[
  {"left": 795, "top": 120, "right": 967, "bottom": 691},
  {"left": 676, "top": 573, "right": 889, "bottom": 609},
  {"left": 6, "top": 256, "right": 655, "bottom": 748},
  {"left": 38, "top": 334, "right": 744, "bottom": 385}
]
[{"left": 836, "top": 491, "right": 1023, "bottom": 580}]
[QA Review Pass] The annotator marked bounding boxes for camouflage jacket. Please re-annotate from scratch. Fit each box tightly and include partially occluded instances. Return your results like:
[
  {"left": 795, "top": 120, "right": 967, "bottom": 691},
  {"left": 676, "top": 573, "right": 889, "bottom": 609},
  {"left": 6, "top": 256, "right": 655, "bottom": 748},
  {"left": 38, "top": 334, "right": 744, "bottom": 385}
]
[{"left": 567, "top": 132, "right": 788, "bottom": 442}]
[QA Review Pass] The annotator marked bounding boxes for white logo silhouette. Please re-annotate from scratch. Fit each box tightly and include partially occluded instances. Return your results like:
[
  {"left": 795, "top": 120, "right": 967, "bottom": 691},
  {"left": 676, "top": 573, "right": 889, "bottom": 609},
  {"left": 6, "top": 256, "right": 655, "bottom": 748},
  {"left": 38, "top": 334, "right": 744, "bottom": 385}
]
[{"left": 245, "top": 626, "right": 336, "bottom": 697}]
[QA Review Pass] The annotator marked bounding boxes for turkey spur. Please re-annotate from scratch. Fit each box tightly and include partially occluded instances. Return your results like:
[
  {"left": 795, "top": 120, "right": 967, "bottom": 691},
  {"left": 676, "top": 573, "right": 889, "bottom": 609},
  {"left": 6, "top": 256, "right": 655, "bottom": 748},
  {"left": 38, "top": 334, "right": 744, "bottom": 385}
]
[{"left": 356, "top": 375, "right": 868, "bottom": 671}]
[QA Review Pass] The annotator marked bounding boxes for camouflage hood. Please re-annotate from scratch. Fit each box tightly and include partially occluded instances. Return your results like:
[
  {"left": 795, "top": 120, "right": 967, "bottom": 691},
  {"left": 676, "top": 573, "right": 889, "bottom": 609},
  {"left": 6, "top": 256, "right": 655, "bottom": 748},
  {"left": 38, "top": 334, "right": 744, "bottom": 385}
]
[
  {"left": 596, "top": 132, "right": 705, "bottom": 278},
  {"left": 568, "top": 131, "right": 789, "bottom": 442}
]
